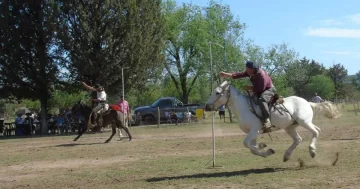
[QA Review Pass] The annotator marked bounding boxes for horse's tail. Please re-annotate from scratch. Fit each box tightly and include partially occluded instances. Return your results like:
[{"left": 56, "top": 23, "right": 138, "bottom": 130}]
[{"left": 309, "top": 101, "right": 341, "bottom": 119}]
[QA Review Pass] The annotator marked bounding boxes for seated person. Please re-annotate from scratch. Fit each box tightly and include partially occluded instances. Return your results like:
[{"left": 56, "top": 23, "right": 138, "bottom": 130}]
[
  {"left": 15, "top": 114, "right": 23, "bottom": 124},
  {"left": 23, "top": 113, "right": 36, "bottom": 134}
]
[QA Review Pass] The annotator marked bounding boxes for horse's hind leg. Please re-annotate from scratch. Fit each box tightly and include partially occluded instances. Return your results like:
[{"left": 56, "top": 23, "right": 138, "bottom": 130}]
[
  {"left": 283, "top": 125, "right": 302, "bottom": 162},
  {"left": 73, "top": 125, "right": 85, "bottom": 141},
  {"left": 300, "top": 121, "right": 320, "bottom": 158},
  {"left": 105, "top": 124, "right": 116, "bottom": 143},
  {"left": 119, "top": 120, "right": 132, "bottom": 141}
]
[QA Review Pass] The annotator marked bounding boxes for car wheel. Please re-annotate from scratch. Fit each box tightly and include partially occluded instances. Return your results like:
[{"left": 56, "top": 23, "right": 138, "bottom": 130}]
[{"left": 143, "top": 115, "right": 155, "bottom": 124}]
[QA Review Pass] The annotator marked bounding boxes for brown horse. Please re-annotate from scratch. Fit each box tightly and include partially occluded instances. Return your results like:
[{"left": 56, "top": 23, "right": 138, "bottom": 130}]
[{"left": 71, "top": 101, "right": 132, "bottom": 143}]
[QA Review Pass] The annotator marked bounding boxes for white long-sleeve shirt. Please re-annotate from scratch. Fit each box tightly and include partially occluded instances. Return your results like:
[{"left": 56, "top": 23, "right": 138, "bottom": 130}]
[{"left": 97, "top": 91, "right": 107, "bottom": 101}]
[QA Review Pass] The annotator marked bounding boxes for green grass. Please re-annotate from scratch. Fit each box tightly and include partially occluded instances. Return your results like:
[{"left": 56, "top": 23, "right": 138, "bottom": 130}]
[{"left": 0, "top": 109, "right": 360, "bottom": 189}]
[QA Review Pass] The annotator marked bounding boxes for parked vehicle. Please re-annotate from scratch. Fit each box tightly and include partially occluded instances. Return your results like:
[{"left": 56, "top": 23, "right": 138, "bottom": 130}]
[{"left": 132, "top": 97, "right": 203, "bottom": 125}]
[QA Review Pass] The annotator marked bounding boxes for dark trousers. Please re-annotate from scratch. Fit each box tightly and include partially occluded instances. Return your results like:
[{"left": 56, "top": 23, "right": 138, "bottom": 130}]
[{"left": 258, "top": 88, "right": 276, "bottom": 120}]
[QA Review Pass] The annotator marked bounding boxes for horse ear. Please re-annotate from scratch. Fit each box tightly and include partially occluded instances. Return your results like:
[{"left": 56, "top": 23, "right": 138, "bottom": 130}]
[{"left": 220, "top": 80, "right": 231, "bottom": 89}]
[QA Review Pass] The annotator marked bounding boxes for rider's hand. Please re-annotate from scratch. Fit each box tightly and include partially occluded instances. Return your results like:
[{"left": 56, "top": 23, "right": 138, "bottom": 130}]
[{"left": 219, "top": 71, "right": 229, "bottom": 78}]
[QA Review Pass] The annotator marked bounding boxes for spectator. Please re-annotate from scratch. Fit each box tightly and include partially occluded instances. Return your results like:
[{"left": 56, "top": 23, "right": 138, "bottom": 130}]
[
  {"left": 116, "top": 95, "right": 131, "bottom": 123},
  {"left": 218, "top": 104, "right": 226, "bottom": 122},
  {"left": 23, "top": 112, "right": 35, "bottom": 133},
  {"left": 312, "top": 93, "right": 324, "bottom": 103},
  {"left": 0, "top": 107, "right": 4, "bottom": 134},
  {"left": 15, "top": 114, "right": 23, "bottom": 124}
]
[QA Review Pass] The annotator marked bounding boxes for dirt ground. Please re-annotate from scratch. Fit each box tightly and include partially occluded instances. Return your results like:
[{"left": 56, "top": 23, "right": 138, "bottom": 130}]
[{"left": 1, "top": 110, "right": 360, "bottom": 189}]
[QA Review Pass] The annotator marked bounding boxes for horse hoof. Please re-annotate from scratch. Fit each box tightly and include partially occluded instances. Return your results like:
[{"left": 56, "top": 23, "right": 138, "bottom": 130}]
[
  {"left": 258, "top": 143, "right": 267, "bottom": 149},
  {"left": 73, "top": 139, "right": 78, "bottom": 142},
  {"left": 129, "top": 138, "right": 132, "bottom": 141},
  {"left": 310, "top": 151, "right": 316, "bottom": 158},
  {"left": 283, "top": 156, "right": 290, "bottom": 162},
  {"left": 268, "top": 149, "right": 275, "bottom": 155},
  {"left": 104, "top": 140, "right": 110, "bottom": 143}
]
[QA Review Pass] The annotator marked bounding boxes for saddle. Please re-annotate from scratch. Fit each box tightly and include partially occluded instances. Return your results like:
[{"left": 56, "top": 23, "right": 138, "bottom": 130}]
[
  {"left": 269, "top": 94, "right": 284, "bottom": 105},
  {"left": 246, "top": 93, "right": 287, "bottom": 133},
  {"left": 89, "top": 104, "right": 123, "bottom": 130}
]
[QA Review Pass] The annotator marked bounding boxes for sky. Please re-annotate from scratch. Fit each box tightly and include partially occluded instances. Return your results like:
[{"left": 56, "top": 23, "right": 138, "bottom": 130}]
[{"left": 175, "top": 0, "right": 360, "bottom": 75}]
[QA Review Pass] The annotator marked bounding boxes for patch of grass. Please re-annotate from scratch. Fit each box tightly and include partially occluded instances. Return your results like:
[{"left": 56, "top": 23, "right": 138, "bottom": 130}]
[{"left": 0, "top": 111, "right": 360, "bottom": 189}]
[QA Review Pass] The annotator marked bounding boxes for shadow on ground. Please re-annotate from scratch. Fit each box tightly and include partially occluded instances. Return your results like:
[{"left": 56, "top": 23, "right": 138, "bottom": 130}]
[
  {"left": 53, "top": 142, "right": 106, "bottom": 147},
  {"left": 146, "top": 167, "right": 297, "bottom": 182},
  {"left": 331, "top": 138, "right": 360, "bottom": 141}
]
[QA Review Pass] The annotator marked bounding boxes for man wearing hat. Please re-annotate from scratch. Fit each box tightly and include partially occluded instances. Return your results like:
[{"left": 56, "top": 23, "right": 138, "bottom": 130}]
[
  {"left": 219, "top": 60, "right": 276, "bottom": 129},
  {"left": 80, "top": 82, "right": 109, "bottom": 124},
  {"left": 116, "top": 95, "right": 131, "bottom": 137}
]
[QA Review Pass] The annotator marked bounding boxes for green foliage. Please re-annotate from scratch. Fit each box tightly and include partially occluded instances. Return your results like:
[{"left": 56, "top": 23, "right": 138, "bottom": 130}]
[
  {"left": 47, "top": 90, "right": 88, "bottom": 112},
  {"left": 285, "top": 57, "right": 328, "bottom": 98},
  {"left": 0, "top": 1, "right": 61, "bottom": 99},
  {"left": 163, "top": 0, "right": 245, "bottom": 103},
  {"left": 262, "top": 43, "right": 298, "bottom": 76},
  {"left": 327, "top": 63, "right": 348, "bottom": 98},
  {"left": 56, "top": 0, "right": 165, "bottom": 94},
  {"left": 305, "top": 75, "right": 335, "bottom": 99},
  {"left": 272, "top": 75, "right": 295, "bottom": 97},
  {"left": 21, "top": 100, "right": 41, "bottom": 113}
]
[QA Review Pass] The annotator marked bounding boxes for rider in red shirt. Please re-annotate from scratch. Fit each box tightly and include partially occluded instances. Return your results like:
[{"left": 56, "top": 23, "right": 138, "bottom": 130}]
[{"left": 219, "top": 61, "right": 276, "bottom": 129}]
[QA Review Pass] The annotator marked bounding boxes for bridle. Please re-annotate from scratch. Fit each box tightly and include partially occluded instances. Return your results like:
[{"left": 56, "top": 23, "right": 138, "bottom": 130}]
[{"left": 211, "top": 85, "right": 232, "bottom": 110}]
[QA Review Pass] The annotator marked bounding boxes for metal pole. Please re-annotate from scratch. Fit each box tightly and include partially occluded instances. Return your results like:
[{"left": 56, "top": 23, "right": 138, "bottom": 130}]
[
  {"left": 121, "top": 67, "right": 125, "bottom": 126},
  {"left": 210, "top": 43, "right": 213, "bottom": 92},
  {"left": 209, "top": 43, "right": 216, "bottom": 167}
]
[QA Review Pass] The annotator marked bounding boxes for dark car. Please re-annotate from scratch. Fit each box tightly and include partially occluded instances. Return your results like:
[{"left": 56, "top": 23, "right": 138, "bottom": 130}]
[{"left": 132, "top": 97, "right": 202, "bottom": 125}]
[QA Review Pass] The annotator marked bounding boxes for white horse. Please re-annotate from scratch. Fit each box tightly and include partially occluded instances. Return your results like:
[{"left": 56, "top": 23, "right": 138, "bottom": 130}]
[{"left": 205, "top": 81, "right": 341, "bottom": 161}]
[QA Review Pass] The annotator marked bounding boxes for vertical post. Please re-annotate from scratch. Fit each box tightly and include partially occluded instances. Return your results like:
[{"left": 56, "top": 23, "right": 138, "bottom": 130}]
[
  {"left": 209, "top": 42, "right": 216, "bottom": 168},
  {"left": 122, "top": 68, "right": 125, "bottom": 129},
  {"left": 157, "top": 107, "right": 160, "bottom": 128},
  {"left": 210, "top": 43, "right": 213, "bottom": 92}
]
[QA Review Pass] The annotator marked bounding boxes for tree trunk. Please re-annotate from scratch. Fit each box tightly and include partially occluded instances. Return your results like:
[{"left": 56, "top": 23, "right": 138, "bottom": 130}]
[
  {"left": 40, "top": 96, "right": 48, "bottom": 135},
  {"left": 182, "top": 92, "right": 189, "bottom": 104}
]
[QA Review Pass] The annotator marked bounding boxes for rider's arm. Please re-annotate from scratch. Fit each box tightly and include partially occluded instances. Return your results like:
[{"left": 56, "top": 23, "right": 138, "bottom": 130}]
[
  {"left": 232, "top": 71, "right": 249, "bottom": 79},
  {"left": 80, "top": 82, "right": 96, "bottom": 91}
]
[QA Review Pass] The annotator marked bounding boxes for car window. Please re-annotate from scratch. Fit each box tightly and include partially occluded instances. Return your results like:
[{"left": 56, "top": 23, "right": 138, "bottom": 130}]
[
  {"left": 157, "top": 100, "right": 172, "bottom": 108},
  {"left": 175, "top": 99, "right": 183, "bottom": 106}
]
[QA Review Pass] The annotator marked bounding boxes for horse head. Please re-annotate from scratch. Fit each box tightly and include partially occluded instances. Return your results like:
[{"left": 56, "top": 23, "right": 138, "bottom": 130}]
[
  {"left": 205, "top": 80, "right": 231, "bottom": 111},
  {"left": 71, "top": 100, "right": 87, "bottom": 114}
]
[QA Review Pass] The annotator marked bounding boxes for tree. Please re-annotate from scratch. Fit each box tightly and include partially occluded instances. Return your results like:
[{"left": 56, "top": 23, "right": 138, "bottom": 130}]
[
  {"left": 262, "top": 43, "right": 298, "bottom": 76},
  {"left": 350, "top": 71, "right": 360, "bottom": 90},
  {"left": 283, "top": 57, "right": 309, "bottom": 98},
  {"left": 163, "top": 0, "right": 245, "bottom": 103},
  {"left": 56, "top": 0, "right": 165, "bottom": 94},
  {"left": 285, "top": 57, "right": 328, "bottom": 98},
  {"left": 327, "top": 63, "right": 348, "bottom": 99},
  {"left": 0, "top": 0, "right": 62, "bottom": 134},
  {"left": 306, "top": 75, "right": 335, "bottom": 99}
]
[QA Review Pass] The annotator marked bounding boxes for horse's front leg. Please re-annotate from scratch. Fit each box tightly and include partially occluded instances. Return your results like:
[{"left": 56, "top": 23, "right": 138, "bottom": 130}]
[
  {"left": 73, "top": 124, "right": 85, "bottom": 141},
  {"left": 243, "top": 127, "right": 275, "bottom": 158},
  {"left": 105, "top": 124, "right": 116, "bottom": 143}
]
